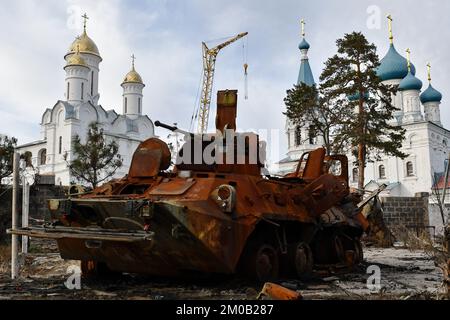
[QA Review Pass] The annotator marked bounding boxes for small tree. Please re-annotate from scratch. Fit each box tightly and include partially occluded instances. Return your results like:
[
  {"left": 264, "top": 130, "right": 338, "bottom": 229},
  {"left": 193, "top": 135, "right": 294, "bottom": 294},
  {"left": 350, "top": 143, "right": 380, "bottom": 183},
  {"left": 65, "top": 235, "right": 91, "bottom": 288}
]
[
  {"left": 66, "top": 122, "right": 122, "bottom": 189},
  {"left": 0, "top": 135, "right": 17, "bottom": 183},
  {"left": 320, "top": 32, "right": 407, "bottom": 190}
]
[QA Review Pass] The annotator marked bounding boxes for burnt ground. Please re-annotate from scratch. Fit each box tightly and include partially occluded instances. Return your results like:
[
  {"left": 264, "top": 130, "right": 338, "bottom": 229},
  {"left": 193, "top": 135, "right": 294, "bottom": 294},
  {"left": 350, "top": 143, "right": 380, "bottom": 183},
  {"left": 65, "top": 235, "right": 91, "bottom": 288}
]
[{"left": 0, "top": 239, "right": 447, "bottom": 300}]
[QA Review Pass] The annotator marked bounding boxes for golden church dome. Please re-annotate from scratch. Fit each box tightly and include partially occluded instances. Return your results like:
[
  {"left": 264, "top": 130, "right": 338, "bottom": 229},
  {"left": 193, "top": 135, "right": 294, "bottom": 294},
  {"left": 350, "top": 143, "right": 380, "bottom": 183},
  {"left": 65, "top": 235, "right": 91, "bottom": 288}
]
[
  {"left": 123, "top": 69, "right": 144, "bottom": 84},
  {"left": 122, "top": 56, "right": 144, "bottom": 85},
  {"left": 65, "top": 46, "right": 88, "bottom": 67},
  {"left": 66, "top": 31, "right": 100, "bottom": 58}
]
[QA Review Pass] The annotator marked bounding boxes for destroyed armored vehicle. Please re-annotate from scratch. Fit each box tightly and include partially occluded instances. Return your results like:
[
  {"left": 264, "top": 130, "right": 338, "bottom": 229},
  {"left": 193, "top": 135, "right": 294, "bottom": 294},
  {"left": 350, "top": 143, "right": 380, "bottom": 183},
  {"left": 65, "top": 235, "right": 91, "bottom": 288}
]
[{"left": 10, "top": 90, "right": 369, "bottom": 281}]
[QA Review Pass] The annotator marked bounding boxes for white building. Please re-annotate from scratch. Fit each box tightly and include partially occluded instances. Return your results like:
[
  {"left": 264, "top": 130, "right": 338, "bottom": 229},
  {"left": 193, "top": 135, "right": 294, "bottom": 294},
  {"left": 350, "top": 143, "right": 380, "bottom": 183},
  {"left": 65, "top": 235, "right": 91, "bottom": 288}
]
[
  {"left": 278, "top": 20, "right": 450, "bottom": 234},
  {"left": 17, "top": 18, "right": 154, "bottom": 186}
]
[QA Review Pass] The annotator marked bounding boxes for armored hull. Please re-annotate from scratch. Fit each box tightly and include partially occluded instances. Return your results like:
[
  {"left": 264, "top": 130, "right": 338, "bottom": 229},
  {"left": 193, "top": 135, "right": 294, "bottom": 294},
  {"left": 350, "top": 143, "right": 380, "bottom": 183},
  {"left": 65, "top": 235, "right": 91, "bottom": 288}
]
[{"left": 11, "top": 90, "right": 368, "bottom": 281}]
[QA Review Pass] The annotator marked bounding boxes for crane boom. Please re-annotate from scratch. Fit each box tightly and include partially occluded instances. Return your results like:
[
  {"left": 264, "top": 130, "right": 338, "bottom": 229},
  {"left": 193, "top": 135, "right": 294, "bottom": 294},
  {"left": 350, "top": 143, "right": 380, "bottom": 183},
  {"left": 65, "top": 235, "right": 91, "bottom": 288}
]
[{"left": 197, "top": 32, "right": 248, "bottom": 134}]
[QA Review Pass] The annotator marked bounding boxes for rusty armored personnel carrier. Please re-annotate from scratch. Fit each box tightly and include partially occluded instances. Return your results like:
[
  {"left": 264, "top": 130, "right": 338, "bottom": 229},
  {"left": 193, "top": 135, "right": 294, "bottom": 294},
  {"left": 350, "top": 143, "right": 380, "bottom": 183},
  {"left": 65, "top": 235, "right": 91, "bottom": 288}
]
[{"left": 10, "top": 90, "right": 369, "bottom": 281}]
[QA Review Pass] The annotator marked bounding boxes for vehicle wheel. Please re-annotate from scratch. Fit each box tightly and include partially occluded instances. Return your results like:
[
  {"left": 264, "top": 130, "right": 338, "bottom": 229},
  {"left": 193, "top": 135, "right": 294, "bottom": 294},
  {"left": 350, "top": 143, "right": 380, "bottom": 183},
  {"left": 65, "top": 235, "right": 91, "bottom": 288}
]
[
  {"left": 333, "top": 235, "right": 345, "bottom": 263},
  {"left": 254, "top": 245, "right": 279, "bottom": 282},
  {"left": 353, "top": 239, "right": 364, "bottom": 264},
  {"left": 241, "top": 242, "right": 279, "bottom": 282},
  {"left": 292, "top": 242, "right": 313, "bottom": 278}
]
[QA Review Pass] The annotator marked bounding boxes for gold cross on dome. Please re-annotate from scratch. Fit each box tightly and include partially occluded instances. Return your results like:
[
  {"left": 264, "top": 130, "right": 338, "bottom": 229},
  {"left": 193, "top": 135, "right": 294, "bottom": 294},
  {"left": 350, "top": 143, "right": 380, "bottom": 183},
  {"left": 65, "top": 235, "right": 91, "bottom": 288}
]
[
  {"left": 82, "top": 13, "right": 89, "bottom": 32},
  {"left": 427, "top": 62, "right": 432, "bottom": 82},
  {"left": 301, "top": 19, "right": 305, "bottom": 37},
  {"left": 387, "top": 14, "right": 393, "bottom": 44},
  {"left": 131, "top": 54, "right": 136, "bottom": 69},
  {"left": 406, "top": 48, "right": 411, "bottom": 71}
]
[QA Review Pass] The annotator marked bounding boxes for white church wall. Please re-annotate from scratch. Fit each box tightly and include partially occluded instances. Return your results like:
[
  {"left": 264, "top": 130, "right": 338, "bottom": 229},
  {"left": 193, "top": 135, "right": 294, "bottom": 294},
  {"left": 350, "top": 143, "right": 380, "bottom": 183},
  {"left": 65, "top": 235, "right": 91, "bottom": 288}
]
[
  {"left": 79, "top": 54, "right": 101, "bottom": 104},
  {"left": 122, "top": 83, "right": 144, "bottom": 118}
]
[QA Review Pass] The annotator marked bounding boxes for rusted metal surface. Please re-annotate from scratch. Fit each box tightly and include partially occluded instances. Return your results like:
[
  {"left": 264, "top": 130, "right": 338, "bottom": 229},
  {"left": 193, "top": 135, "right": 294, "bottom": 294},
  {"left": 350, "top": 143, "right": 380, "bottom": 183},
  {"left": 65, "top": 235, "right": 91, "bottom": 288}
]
[
  {"left": 257, "top": 282, "right": 302, "bottom": 300},
  {"left": 128, "top": 138, "right": 171, "bottom": 178},
  {"left": 149, "top": 179, "right": 196, "bottom": 195},
  {"left": 20, "top": 89, "right": 367, "bottom": 281},
  {"left": 8, "top": 226, "right": 153, "bottom": 243},
  {"left": 215, "top": 90, "right": 237, "bottom": 133}
]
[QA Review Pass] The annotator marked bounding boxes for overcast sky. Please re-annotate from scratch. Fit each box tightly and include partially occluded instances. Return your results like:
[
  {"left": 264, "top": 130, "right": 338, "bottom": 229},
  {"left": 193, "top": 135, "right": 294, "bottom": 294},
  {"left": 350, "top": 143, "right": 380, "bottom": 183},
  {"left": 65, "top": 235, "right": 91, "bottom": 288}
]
[{"left": 0, "top": 0, "right": 448, "bottom": 164}]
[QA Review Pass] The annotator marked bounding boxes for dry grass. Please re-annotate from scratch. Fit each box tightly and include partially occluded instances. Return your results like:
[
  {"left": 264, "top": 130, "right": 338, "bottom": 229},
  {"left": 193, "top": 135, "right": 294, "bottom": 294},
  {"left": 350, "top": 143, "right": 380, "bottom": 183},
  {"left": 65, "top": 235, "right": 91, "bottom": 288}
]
[
  {"left": 397, "top": 227, "right": 434, "bottom": 251},
  {"left": 399, "top": 226, "right": 449, "bottom": 299},
  {"left": 0, "top": 243, "right": 11, "bottom": 274}
]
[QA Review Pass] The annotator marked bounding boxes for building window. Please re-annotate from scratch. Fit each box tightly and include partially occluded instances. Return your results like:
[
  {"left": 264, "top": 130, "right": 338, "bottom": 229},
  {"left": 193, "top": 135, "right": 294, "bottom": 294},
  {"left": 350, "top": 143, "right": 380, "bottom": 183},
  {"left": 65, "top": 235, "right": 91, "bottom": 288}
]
[
  {"left": 38, "top": 149, "right": 47, "bottom": 165},
  {"left": 125, "top": 98, "right": 128, "bottom": 114},
  {"left": 81, "top": 82, "right": 84, "bottom": 100},
  {"left": 379, "top": 165, "right": 386, "bottom": 179},
  {"left": 406, "top": 161, "right": 414, "bottom": 177},
  {"left": 138, "top": 98, "right": 142, "bottom": 114},
  {"left": 66, "top": 82, "right": 70, "bottom": 100},
  {"left": 308, "top": 125, "right": 315, "bottom": 145},
  {"left": 295, "top": 126, "right": 301, "bottom": 146},
  {"left": 59, "top": 136, "right": 62, "bottom": 155},
  {"left": 352, "top": 168, "right": 359, "bottom": 182},
  {"left": 23, "top": 152, "right": 32, "bottom": 167},
  {"left": 91, "top": 71, "right": 94, "bottom": 95}
]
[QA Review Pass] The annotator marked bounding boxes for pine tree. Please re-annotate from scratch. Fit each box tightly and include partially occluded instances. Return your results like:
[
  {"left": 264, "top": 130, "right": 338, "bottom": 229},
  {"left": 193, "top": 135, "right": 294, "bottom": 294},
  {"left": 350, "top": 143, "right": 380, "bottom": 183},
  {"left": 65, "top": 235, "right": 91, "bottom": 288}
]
[
  {"left": 66, "top": 122, "right": 122, "bottom": 189},
  {"left": 320, "top": 32, "right": 406, "bottom": 190},
  {"left": 0, "top": 135, "right": 17, "bottom": 183}
]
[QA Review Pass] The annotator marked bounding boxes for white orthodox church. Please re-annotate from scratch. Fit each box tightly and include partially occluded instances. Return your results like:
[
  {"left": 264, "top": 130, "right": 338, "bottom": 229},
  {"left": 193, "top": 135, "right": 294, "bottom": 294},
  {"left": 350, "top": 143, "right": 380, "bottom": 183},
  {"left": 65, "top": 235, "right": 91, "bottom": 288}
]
[
  {"left": 16, "top": 17, "right": 155, "bottom": 186},
  {"left": 278, "top": 19, "right": 450, "bottom": 232}
]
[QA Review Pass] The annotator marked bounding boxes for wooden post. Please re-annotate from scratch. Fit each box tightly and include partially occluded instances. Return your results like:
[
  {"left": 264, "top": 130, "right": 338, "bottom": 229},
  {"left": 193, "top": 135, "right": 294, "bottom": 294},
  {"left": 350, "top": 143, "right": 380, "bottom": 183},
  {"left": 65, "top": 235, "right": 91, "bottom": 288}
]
[{"left": 11, "top": 152, "right": 20, "bottom": 279}]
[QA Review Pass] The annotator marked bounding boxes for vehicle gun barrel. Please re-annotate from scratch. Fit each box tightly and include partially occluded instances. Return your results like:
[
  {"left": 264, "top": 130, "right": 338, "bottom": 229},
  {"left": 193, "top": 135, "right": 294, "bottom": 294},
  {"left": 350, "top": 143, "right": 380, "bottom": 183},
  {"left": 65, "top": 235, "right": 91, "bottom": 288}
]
[{"left": 155, "top": 121, "right": 194, "bottom": 138}]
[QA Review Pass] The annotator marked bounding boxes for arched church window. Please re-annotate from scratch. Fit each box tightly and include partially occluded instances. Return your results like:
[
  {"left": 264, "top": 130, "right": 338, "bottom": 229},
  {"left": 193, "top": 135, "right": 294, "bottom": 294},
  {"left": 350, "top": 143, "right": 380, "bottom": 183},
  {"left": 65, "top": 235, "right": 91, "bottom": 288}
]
[
  {"left": 81, "top": 83, "right": 84, "bottom": 100},
  {"left": 59, "top": 136, "right": 62, "bottom": 155},
  {"left": 138, "top": 98, "right": 142, "bottom": 114},
  {"left": 91, "top": 72, "right": 94, "bottom": 95},
  {"left": 409, "top": 134, "right": 417, "bottom": 148},
  {"left": 379, "top": 165, "right": 386, "bottom": 179},
  {"left": 406, "top": 161, "right": 414, "bottom": 177},
  {"left": 308, "top": 125, "right": 315, "bottom": 145},
  {"left": 352, "top": 168, "right": 359, "bottom": 182},
  {"left": 57, "top": 110, "right": 64, "bottom": 124},
  {"left": 295, "top": 126, "right": 302, "bottom": 146},
  {"left": 67, "top": 82, "right": 70, "bottom": 100},
  {"left": 125, "top": 98, "right": 128, "bottom": 114},
  {"left": 39, "top": 149, "right": 47, "bottom": 165}
]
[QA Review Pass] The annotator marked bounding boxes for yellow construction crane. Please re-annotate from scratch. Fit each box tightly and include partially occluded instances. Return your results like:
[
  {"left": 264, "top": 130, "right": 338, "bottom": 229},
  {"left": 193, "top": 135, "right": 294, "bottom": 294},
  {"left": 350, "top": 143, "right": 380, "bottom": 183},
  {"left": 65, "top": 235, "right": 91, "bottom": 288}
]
[{"left": 196, "top": 32, "right": 248, "bottom": 134}]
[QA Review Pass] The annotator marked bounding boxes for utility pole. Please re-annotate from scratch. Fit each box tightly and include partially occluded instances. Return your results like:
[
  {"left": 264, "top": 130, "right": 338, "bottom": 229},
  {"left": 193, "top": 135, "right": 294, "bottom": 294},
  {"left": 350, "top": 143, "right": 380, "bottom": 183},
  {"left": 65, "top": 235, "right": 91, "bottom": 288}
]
[
  {"left": 11, "top": 152, "right": 20, "bottom": 279},
  {"left": 174, "top": 123, "right": 180, "bottom": 155},
  {"left": 441, "top": 152, "right": 450, "bottom": 209},
  {"left": 21, "top": 171, "right": 30, "bottom": 254}
]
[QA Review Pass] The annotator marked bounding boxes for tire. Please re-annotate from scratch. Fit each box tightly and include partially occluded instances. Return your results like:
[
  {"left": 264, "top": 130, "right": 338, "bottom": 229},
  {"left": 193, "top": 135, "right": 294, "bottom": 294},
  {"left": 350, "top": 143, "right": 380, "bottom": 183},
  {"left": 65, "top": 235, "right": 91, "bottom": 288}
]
[
  {"left": 354, "top": 239, "right": 364, "bottom": 264},
  {"left": 241, "top": 242, "right": 280, "bottom": 282},
  {"left": 290, "top": 242, "right": 313, "bottom": 278},
  {"left": 333, "top": 235, "right": 345, "bottom": 263}
]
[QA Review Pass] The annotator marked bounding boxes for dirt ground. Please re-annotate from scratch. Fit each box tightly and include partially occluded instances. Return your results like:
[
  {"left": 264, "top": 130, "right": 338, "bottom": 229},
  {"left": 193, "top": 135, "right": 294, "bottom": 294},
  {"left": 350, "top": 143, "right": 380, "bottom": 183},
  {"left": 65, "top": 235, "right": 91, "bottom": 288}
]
[{"left": 0, "top": 239, "right": 447, "bottom": 300}]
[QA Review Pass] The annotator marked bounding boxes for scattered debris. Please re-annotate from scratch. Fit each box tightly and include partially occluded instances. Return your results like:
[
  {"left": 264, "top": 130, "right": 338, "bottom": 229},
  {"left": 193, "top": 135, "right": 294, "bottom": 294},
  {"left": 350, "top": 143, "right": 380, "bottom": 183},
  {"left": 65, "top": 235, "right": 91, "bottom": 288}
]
[
  {"left": 322, "top": 276, "right": 340, "bottom": 282},
  {"left": 257, "top": 282, "right": 302, "bottom": 300},
  {"left": 0, "top": 239, "right": 447, "bottom": 300},
  {"left": 92, "top": 290, "right": 117, "bottom": 297}
]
